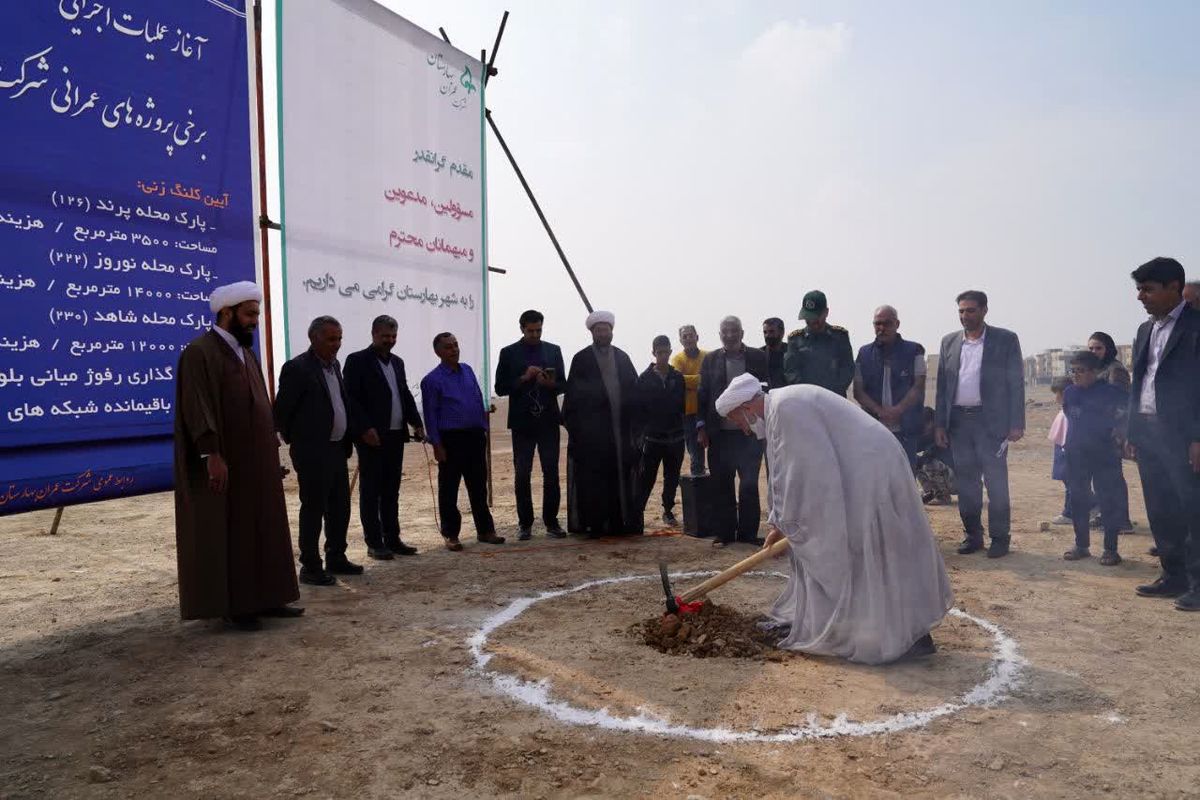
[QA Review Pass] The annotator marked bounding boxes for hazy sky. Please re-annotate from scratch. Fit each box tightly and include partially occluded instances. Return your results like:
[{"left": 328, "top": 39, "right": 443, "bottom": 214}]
[{"left": 260, "top": 1, "right": 1198, "bottom": 380}]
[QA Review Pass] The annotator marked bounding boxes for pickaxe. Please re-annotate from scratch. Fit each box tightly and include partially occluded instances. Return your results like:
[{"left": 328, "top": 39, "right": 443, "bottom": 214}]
[{"left": 659, "top": 537, "right": 790, "bottom": 615}]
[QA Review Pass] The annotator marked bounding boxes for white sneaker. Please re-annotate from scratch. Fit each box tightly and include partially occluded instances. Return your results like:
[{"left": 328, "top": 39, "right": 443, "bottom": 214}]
[{"left": 1051, "top": 515, "right": 1072, "bottom": 526}]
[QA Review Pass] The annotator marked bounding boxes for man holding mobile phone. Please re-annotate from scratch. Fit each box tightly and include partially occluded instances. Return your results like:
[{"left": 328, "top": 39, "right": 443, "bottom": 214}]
[{"left": 494, "top": 310, "right": 568, "bottom": 540}]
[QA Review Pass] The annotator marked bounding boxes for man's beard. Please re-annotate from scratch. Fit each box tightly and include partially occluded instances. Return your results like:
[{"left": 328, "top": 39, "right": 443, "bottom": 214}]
[
  {"left": 764, "top": 336, "right": 782, "bottom": 348},
  {"left": 229, "top": 319, "right": 255, "bottom": 348}
]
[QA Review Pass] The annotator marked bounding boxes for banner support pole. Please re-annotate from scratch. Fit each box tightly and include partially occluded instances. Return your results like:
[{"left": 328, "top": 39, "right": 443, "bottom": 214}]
[{"left": 252, "top": 0, "right": 277, "bottom": 398}]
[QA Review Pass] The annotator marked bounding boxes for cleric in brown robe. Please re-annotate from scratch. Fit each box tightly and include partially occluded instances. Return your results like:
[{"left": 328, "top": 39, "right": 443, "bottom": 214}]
[
  {"left": 173, "top": 281, "right": 301, "bottom": 631},
  {"left": 563, "top": 310, "right": 644, "bottom": 536}
]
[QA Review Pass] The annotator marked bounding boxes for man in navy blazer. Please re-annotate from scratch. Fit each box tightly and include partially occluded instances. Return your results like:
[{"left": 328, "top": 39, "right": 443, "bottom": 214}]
[
  {"left": 494, "top": 310, "right": 567, "bottom": 540},
  {"left": 343, "top": 315, "right": 425, "bottom": 560},
  {"left": 934, "top": 290, "right": 1025, "bottom": 558},
  {"left": 1125, "top": 258, "right": 1200, "bottom": 611}
]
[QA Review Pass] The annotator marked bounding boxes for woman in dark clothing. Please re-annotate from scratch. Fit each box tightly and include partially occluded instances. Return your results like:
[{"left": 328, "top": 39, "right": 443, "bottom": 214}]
[
  {"left": 1086, "top": 331, "right": 1133, "bottom": 532},
  {"left": 1087, "top": 332, "right": 1130, "bottom": 392}
]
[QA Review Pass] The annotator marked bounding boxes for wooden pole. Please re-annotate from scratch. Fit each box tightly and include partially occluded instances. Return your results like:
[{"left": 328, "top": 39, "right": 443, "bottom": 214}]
[
  {"left": 48, "top": 506, "right": 64, "bottom": 536},
  {"left": 678, "top": 539, "right": 790, "bottom": 604}
]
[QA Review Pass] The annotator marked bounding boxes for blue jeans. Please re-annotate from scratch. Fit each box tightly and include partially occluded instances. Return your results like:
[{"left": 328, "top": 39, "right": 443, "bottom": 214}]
[
  {"left": 1066, "top": 445, "right": 1123, "bottom": 553},
  {"left": 683, "top": 414, "right": 706, "bottom": 475},
  {"left": 1061, "top": 482, "right": 1096, "bottom": 519}
]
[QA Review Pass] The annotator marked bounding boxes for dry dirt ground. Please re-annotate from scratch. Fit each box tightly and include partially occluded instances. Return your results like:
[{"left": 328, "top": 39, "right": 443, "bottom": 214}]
[{"left": 2, "top": 388, "right": 1199, "bottom": 799}]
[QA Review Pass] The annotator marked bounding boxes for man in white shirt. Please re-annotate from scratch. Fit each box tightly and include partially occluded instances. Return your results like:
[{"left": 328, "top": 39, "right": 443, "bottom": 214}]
[
  {"left": 274, "top": 316, "right": 364, "bottom": 585},
  {"left": 1126, "top": 258, "right": 1200, "bottom": 611},
  {"left": 344, "top": 316, "right": 426, "bottom": 560},
  {"left": 934, "top": 291, "right": 1025, "bottom": 558}
]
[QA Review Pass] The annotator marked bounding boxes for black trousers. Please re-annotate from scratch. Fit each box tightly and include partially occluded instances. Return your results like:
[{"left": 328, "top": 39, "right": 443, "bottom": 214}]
[
  {"left": 638, "top": 439, "right": 684, "bottom": 516},
  {"left": 949, "top": 409, "right": 1011, "bottom": 541},
  {"left": 291, "top": 441, "right": 350, "bottom": 570},
  {"left": 1135, "top": 417, "right": 1200, "bottom": 588},
  {"left": 355, "top": 429, "right": 406, "bottom": 548},
  {"left": 708, "top": 429, "right": 764, "bottom": 544},
  {"left": 512, "top": 424, "right": 561, "bottom": 529},
  {"left": 438, "top": 428, "right": 495, "bottom": 539},
  {"left": 1065, "top": 443, "right": 1123, "bottom": 553}
]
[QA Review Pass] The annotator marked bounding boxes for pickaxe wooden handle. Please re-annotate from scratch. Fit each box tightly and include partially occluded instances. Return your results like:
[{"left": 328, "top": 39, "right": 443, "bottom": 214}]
[{"left": 678, "top": 537, "right": 790, "bottom": 604}]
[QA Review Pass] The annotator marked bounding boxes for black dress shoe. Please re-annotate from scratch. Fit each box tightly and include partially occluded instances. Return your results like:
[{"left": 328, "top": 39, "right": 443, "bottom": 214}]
[
  {"left": 986, "top": 538, "right": 1011, "bottom": 559},
  {"left": 367, "top": 546, "right": 394, "bottom": 560},
  {"left": 546, "top": 525, "right": 567, "bottom": 539},
  {"left": 956, "top": 538, "right": 984, "bottom": 555},
  {"left": 260, "top": 606, "right": 305, "bottom": 618},
  {"left": 386, "top": 540, "right": 418, "bottom": 556},
  {"left": 1135, "top": 577, "right": 1187, "bottom": 598},
  {"left": 1174, "top": 590, "right": 1200, "bottom": 611},
  {"left": 517, "top": 527, "right": 532, "bottom": 541},
  {"left": 224, "top": 614, "right": 262, "bottom": 631},
  {"left": 662, "top": 511, "right": 679, "bottom": 527},
  {"left": 326, "top": 559, "right": 364, "bottom": 575},
  {"left": 299, "top": 567, "right": 337, "bottom": 586}
]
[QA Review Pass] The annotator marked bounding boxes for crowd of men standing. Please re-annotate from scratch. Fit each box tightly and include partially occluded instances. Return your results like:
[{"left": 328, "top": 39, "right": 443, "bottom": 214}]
[{"left": 172, "top": 256, "right": 1200, "bottom": 630}]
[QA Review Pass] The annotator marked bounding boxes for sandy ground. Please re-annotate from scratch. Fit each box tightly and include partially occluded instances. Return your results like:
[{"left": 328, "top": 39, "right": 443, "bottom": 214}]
[{"left": 2, "top": 388, "right": 1199, "bottom": 799}]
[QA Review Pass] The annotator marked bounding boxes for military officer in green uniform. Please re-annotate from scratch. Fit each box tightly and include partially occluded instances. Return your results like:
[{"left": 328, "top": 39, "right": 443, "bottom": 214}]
[{"left": 783, "top": 289, "right": 855, "bottom": 396}]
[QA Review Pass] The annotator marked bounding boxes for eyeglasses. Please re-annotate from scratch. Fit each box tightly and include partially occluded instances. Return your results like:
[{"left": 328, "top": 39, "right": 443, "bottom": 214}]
[{"left": 1069, "top": 368, "right": 1094, "bottom": 375}]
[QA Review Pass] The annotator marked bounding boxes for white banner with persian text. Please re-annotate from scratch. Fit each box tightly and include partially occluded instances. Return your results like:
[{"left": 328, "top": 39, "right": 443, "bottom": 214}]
[{"left": 278, "top": 0, "right": 487, "bottom": 389}]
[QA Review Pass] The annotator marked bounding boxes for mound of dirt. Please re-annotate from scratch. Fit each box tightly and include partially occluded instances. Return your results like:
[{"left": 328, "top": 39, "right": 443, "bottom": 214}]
[{"left": 631, "top": 601, "right": 794, "bottom": 660}]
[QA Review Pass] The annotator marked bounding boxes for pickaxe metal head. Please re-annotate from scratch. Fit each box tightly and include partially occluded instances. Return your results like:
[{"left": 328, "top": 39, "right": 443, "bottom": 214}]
[{"left": 659, "top": 561, "right": 679, "bottom": 616}]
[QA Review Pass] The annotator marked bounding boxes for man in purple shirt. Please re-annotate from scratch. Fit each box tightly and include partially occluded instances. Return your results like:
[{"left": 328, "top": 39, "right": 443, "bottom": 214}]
[{"left": 420, "top": 332, "right": 504, "bottom": 551}]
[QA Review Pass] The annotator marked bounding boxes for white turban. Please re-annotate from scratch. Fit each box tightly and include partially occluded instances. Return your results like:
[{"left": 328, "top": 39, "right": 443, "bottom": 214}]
[
  {"left": 209, "top": 281, "right": 263, "bottom": 313},
  {"left": 585, "top": 309, "right": 615, "bottom": 330},
  {"left": 716, "top": 373, "right": 764, "bottom": 417}
]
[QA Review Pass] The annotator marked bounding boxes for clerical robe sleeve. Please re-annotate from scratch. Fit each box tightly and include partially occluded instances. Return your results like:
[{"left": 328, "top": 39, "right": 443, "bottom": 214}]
[{"left": 178, "top": 346, "right": 220, "bottom": 456}]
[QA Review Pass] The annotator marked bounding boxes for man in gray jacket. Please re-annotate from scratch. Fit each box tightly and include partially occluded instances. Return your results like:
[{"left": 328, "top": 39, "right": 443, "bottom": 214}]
[{"left": 934, "top": 290, "right": 1025, "bottom": 558}]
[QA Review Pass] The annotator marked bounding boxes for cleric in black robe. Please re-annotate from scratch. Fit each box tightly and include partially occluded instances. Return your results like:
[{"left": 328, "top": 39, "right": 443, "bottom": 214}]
[{"left": 563, "top": 310, "right": 644, "bottom": 536}]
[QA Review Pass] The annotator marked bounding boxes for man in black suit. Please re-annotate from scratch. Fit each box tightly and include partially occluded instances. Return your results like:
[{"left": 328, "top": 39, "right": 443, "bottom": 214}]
[
  {"left": 696, "top": 315, "right": 769, "bottom": 548},
  {"left": 934, "top": 290, "right": 1025, "bottom": 558},
  {"left": 274, "top": 316, "right": 364, "bottom": 585},
  {"left": 494, "top": 309, "right": 567, "bottom": 540},
  {"left": 1126, "top": 258, "right": 1200, "bottom": 611},
  {"left": 343, "top": 315, "right": 425, "bottom": 560}
]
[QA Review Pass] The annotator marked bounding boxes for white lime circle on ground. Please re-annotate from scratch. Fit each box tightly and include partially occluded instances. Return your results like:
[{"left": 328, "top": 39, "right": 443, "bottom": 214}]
[{"left": 466, "top": 571, "right": 1028, "bottom": 742}]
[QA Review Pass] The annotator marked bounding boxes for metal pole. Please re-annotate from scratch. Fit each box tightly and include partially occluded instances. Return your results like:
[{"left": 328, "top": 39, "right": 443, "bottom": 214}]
[
  {"left": 485, "top": 11, "right": 509, "bottom": 84},
  {"left": 485, "top": 110, "right": 593, "bottom": 313},
  {"left": 252, "top": 0, "right": 277, "bottom": 398},
  {"left": 483, "top": 47, "right": 494, "bottom": 509}
]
